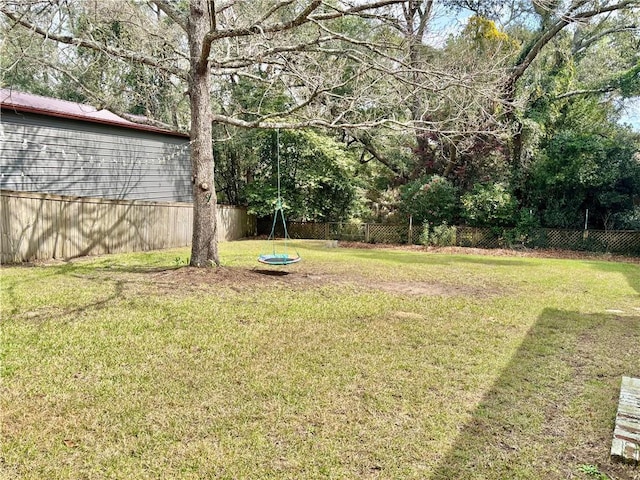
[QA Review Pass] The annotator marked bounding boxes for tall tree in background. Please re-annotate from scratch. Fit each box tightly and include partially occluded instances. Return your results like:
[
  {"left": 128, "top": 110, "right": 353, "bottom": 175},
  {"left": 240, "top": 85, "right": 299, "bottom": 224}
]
[
  {"left": 2, "top": 0, "right": 416, "bottom": 266},
  {"left": 2, "top": 1, "right": 638, "bottom": 239},
  {"left": 501, "top": 0, "right": 639, "bottom": 168}
]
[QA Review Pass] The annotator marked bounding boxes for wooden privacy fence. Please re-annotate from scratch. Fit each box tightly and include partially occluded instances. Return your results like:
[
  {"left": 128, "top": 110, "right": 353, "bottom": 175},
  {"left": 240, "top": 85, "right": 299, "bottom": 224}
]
[
  {"left": 276, "top": 221, "right": 640, "bottom": 256},
  {"left": 0, "top": 190, "right": 256, "bottom": 263}
]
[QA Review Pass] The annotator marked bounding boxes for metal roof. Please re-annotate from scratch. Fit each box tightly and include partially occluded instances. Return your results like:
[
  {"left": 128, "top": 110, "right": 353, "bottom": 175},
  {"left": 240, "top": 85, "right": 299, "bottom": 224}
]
[{"left": 0, "top": 88, "right": 188, "bottom": 138}]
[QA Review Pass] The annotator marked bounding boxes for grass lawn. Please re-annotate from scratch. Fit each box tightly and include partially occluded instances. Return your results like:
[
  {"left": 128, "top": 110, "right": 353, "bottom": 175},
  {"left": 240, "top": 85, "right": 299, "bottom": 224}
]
[{"left": 1, "top": 240, "right": 639, "bottom": 479}]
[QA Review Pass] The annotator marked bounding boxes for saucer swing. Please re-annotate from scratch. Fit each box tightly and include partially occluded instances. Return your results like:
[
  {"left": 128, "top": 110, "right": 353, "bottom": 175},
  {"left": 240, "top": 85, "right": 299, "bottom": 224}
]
[{"left": 258, "top": 130, "right": 301, "bottom": 266}]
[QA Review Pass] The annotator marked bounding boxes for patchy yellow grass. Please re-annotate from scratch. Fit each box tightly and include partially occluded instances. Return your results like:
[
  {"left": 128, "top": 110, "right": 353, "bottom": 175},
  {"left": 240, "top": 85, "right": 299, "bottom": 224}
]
[{"left": 1, "top": 240, "right": 639, "bottom": 479}]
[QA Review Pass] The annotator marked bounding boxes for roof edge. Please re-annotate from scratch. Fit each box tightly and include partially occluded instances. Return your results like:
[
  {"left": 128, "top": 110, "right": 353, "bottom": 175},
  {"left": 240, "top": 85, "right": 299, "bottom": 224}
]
[{"left": 0, "top": 89, "right": 190, "bottom": 139}]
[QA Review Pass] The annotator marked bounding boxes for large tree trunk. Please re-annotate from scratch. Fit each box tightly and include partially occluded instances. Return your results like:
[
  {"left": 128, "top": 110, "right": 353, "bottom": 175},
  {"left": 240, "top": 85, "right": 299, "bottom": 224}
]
[
  {"left": 405, "top": 1, "right": 434, "bottom": 179},
  {"left": 188, "top": 0, "right": 219, "bottom": 267}
]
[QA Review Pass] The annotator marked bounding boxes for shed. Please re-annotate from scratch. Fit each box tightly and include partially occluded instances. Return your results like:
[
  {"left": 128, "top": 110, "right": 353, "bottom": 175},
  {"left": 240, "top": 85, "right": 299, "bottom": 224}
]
[{"left": 0, "top": 88, "right": 192, "bottom": 202}]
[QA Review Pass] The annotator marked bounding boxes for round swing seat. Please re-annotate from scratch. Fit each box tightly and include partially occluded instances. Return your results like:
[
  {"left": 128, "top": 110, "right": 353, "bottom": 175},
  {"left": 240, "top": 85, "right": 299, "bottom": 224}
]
[{"left": 258, "top": 253, "right": 301, "bottom": 266}]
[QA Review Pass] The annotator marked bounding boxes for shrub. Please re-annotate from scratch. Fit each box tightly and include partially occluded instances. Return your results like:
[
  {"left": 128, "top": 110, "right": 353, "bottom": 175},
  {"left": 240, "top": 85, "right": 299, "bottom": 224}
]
[
  {"left": 613, "top": 206, "right": 640, "bottom": 230},
  {"left": 419, "top": 222, "right": 430, "bottom": 246},
  {"left": 503, "top": 209, "right": 546, "bottom": 248},
  {"left": 420, "top": 222, "right": 457, "bottom": 247},
  {"left": 460, "top": 183, "right": 517, "bottom": 227},
  {"left": 400, "top": 175, "right": 458, "bottom": 226}
]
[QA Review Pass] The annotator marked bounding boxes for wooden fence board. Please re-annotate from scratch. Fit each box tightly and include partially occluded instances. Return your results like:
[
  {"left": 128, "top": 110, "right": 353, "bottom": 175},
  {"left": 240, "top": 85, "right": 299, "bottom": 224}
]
[{"left": 0, "top": 189, "right": 256, "bottom": 263}]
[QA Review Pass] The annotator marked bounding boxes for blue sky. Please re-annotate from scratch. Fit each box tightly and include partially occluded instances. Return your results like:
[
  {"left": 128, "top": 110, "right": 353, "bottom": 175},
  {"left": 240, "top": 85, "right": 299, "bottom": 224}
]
[{"left": 619, "top": 98, "right": 640, "bottom": 131}]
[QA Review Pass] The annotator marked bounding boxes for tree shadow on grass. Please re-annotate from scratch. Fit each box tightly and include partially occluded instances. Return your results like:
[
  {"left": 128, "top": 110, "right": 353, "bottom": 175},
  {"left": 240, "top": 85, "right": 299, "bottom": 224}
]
[
  {"left": 2, "top": 255, "right": 182, "bottom": 323},
  {"left": 590, "top": 261, "right": 640, "bottom": 296},
  {"left": 300, "top": 241, "right": 534, "bottom": 267},
  {"left": 5, "top": 277, "right": 130, "bottom": 323},
  {"left": 2, "top": 258, "right": 179, "bottom": 312},
  {"left": 428, "top": 308, "right": 640, "bottom": 480}
]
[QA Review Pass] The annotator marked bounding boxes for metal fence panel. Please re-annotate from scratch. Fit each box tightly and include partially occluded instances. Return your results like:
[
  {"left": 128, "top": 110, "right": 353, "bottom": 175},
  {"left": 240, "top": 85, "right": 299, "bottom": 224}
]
[{"left": 284, "top": 221, "right": 640, "bottom": 256}]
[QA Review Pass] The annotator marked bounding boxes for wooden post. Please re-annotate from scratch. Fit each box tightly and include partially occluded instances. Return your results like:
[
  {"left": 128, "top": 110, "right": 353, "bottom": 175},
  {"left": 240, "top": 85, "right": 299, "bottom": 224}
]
[
  {"left": 583, "top": 209, "right": 589, "bottom": 240},
  {"left": 611, "top": 376, "right": 640, "bottom": 465},
  {"left": 408, "top": 215, "right": 413, "bottom": 245}
]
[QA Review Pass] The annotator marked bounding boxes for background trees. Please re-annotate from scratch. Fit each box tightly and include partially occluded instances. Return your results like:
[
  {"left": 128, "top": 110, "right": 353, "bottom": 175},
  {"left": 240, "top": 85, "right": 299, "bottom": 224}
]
[
  {"left": 2, "top": 0, "right": 414, "bottom": 265},
  {"left": 244, "top": 129, "right": 363, "bottom": 222},
  {"left": 2, "top": 0, "right": 639, "bottom": 252},
  {"left": 393, "top": 0, "right": 640, "bottom": 231}
]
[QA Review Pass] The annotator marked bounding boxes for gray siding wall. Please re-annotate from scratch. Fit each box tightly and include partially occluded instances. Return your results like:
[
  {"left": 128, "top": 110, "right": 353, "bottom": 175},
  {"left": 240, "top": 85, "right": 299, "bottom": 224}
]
[{"left": 0, "top": 110, "right": 192, "bottom": 202}]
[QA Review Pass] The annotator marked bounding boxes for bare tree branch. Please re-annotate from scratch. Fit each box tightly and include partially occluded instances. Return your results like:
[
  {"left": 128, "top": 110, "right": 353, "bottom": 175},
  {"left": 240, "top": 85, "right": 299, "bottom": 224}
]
[
  {"left": 203, "top": 0, "right": 322, "bottom": 45},
  {"left": 256, "top": 1, "right": 297, "bottom": 26},
  {"left": 573, "top": 24, "right": 638, "bottom": 55},
  {"left": 555, "top": 86, "right": 618, "bottom": 99},
  {"left": 0, "top": 6, "right": 187, "bottom": 78},
  {"left": 149, "top": 0, "right": 187, "bottom": 32}
]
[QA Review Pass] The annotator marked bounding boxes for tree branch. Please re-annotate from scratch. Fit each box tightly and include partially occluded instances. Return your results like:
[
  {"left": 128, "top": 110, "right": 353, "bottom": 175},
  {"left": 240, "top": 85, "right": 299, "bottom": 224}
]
[
  {"left": 573, "top": 24, "right": 638, "bottom": 55},
  {"left": 149, "top": 0, "right": 187, "bottom": 32},
  {"left": 204, "top": 0, "right": 322, "bottom": 43},
  {"left": 348, "top": 130, "right": 406, "bottom": 177},
  {"left": 0, "top": 6, "right": 187, "bottom": 78},
  {"left": 554, "top": 86, "right": 617, "bottom": 99},
  {"left": 38, "top": 57, "right": 185, "bottom": 131},
  {"left": 509, "top": 0, "right": 639, "bottom": 88},
  {"left": 310, "top": 0, "right": 409, "bottom": 22},
  {"left": 255, "top": 1, "right": 296, "bottom": 26}
]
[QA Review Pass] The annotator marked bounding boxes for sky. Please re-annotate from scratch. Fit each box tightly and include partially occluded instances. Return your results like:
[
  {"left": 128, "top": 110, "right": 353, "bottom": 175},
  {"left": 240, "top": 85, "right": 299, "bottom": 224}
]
[{"left": 619, "top": 98, "right": 640, "bottom": 131}]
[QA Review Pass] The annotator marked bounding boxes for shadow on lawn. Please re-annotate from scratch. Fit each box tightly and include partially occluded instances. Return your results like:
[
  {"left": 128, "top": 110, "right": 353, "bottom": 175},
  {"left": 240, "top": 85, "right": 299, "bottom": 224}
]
[
  {"left": 302, "top": 242, "right": 534, "bottom": 267},
  {"left": 6, "top": 277, "right": 129, "bottom": 323},
  {"left": 591, "top": 261, "right": 640, "bottom": 296},
  {"left": 2, "top": 259, "right": 151, "bottom": 320},
  {"left": 428, "top": 308, "right": 640, "bottom": 480}
]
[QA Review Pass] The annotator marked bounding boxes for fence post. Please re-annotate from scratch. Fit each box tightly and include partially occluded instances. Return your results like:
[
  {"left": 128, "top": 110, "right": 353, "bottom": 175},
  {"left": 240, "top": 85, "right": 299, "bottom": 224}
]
[
  {"left": 408, "top": 215, "right": 413, "bottom": 245},
  {"left": 365, "top": 223, "right": 370, "bottom": 243},
  {"left": 583, "top": 209, "right": 589, "bottom": 240}
]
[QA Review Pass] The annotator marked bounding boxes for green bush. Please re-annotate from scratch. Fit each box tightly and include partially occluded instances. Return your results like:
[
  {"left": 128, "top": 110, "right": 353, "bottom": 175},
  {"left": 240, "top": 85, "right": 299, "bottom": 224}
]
[
  {"left": 401, "top": 175, "right": 458, "bottom": 226},
  {"left": 420, "top": 222, "right": 457, "bottom": 247},
  {"left": 503, "top": 209, "right": 546, "bottom": 248},
  {"left": 460, "top": 183, "right": 517, "bottom": 227},
  {"left": 419, "top": 222, "right": 430, "bottom": 246},
  {"left": 613, "top": 206, "right": 640, "bottom": 230}
]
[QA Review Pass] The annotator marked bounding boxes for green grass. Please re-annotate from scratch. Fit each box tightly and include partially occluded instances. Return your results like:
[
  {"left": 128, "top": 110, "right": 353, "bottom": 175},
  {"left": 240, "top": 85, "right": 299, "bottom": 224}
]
[{"left": 1, "top": 240, "right": 639, "bottom": 479}]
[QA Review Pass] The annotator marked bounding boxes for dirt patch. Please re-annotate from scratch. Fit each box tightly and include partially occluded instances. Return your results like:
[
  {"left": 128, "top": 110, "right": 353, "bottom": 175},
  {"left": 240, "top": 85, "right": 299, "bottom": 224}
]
[
  {"left": 373, "top": 281, "right": 494, "bottom": 297},
  {"left": 145, "top": 266, "right": 341, "bottom": 294},
  {"left": 151, "top": 266, "right": 279, "bottom": 286},
  {"left": 141, "top": 266, "right": 497, "bottom": 299}
]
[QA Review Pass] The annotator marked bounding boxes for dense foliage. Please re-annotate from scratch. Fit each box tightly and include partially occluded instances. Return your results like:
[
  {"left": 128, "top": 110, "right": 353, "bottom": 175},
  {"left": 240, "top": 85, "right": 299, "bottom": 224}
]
[
  {"left": 524, "top": 129, "right": 640, "bottom": 229},
  {"left": 2, "top": 0, "right": 639, "bottom": 233},
  {"left": 400, "top": 175, "right": 458, "bottom": 225},
  {"left": 244, "top": 130, "right": 362, "bottom": 222}
]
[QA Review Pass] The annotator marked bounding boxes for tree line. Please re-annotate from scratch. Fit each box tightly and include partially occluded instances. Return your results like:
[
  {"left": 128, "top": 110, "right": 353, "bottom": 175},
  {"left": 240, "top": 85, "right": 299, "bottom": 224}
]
[{"left": 1, "top": 0, "right": 639, "bottom": 265}]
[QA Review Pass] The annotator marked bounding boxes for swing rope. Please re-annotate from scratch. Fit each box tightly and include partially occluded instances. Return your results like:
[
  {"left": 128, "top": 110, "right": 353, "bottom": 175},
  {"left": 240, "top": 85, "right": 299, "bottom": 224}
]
[{"left": 258, "top": 129, "right": 301, "bottom": 265}]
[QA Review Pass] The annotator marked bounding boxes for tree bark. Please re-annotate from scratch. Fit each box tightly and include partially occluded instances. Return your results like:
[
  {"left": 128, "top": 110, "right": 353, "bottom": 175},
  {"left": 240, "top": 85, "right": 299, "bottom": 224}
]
[{"left": 188, "top": 0, "right": 219, "bottom": 267}]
